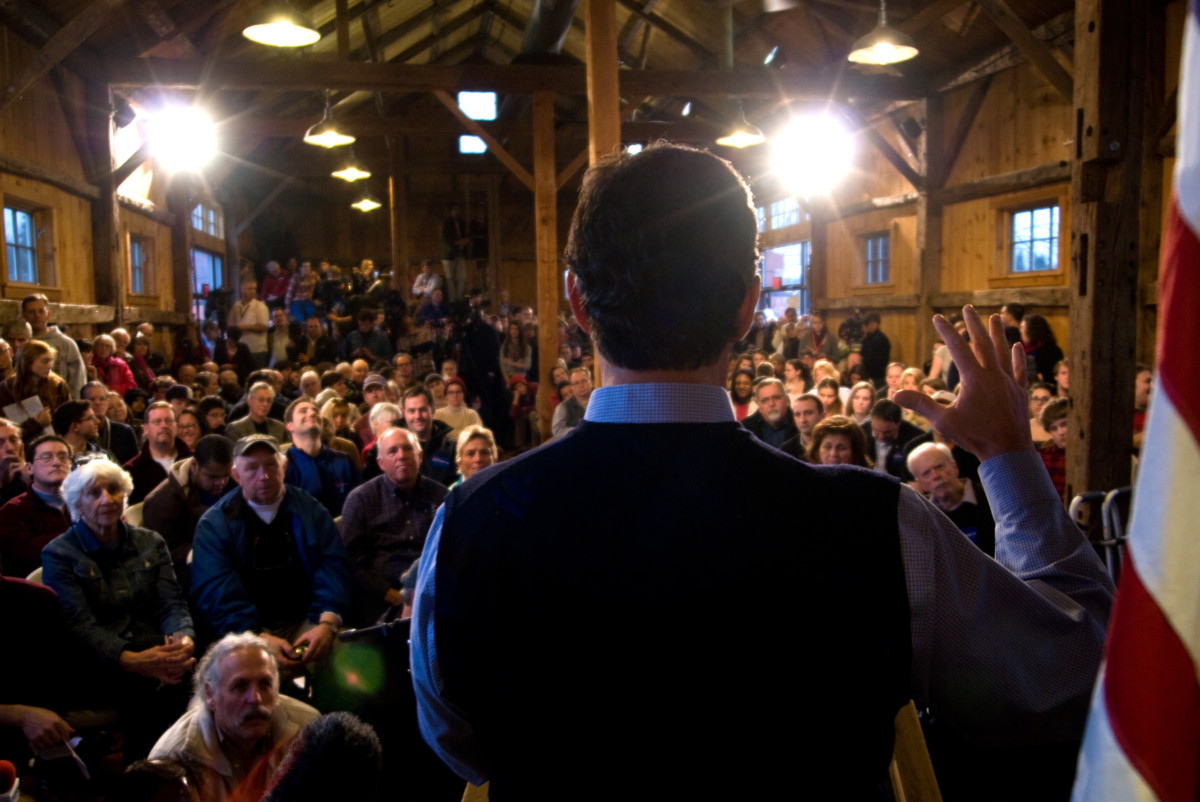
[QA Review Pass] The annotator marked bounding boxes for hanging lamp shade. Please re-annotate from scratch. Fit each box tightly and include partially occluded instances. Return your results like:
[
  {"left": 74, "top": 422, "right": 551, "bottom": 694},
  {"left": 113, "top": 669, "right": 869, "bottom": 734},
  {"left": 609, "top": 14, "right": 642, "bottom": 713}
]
[
  {"left": 716, "top": 104, "right": 765, "bottom": 148},
  {"left": 332, "top": 148, "right": 371, "bottom": 181},
  {"left": 243, "top": 2, "right": 320, "bottom": 47},
  {"left": 847, "top": 0, "right": 918, "bottom": 65},
  {"left": 351, "top": 186, "right": 382, "bottom": 212},
  {"left": 304, "top": 93, "right": 354, "bottom": 149}
]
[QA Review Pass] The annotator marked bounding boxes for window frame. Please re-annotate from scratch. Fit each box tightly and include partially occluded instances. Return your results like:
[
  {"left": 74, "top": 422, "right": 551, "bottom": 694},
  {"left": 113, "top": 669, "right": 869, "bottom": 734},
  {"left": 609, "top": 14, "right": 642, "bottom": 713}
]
[
  {"left": 2, "top": 197, "right": 57, "bottom": 295},
  {"left": 190, "top": 246, "right": 224, "bottom": 321},
  {"left": 861, "top": 231, "right": 891, "bottom": 286},
  {"left": 758, "top": 240, "right": 811, "bottom": 317},
  {"left": 127, "top": 231, "right": 156, "bottom": 298},
  {"left": 991, "top": 188, "right": 1069, "bottom": 287}
]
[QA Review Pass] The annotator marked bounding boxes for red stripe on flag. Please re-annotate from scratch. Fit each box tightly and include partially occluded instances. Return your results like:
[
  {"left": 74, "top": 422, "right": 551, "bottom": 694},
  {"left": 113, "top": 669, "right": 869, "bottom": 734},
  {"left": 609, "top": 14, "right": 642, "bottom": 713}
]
[
  {"left": 1103, "top": 554, "right": 1200, "bottom": 802},
  {"left": 1158, "top": 198, "right": 1200, "bottom": 444}
]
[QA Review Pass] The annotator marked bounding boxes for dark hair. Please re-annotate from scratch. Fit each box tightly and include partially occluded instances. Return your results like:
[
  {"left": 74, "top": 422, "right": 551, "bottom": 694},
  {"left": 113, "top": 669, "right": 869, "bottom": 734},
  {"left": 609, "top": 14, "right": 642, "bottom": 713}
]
[
  {"left": 21, "top": 292, "right": 49, "bottom": 311},
  {"left": 52, "top": 400, "right": 91, "bottom": 435},
  {"left": 193, "top": 434, "right": 234, "bottom": 468},
  {"left": 729, "top": 369, "right": 756, "bottom": 403},
  {"left": 563, "top": 143, "right": 758, "bottom": 371},
  {"left": 402, "top": 385, "right": 434, "bottom": 408},
  {"left": 1021, "top": 314, "right": 1057, "bottom": 348},
  {"left": 357, "top": 308, "right": 377, "bottom": 323},
  {"left": 795, "top": 392, "right": 824, "bottom": 415},
  {"left": 29, "top": 433, "right": 71, "bottom": 459},
  {"left": 320, "top": 370, "right": 344, "bottom": 389},
  {"left": 870, "top": 398, "right": 903, "bottom": 424},
  {"left": 114, "top": 758, "right": 196, "bottom": 802},
  {"left": 1003, "top": 302, "right": 1025, "bottom": 322},
  {"left": 808, "top": 414, "right": 872, "bottom": 468},
  {"left": 263, "top": 713, "right": 382, "bottom": 802},
  {"left": 284, "top": 395, "right": 317, "bottom": 425},
  {"left": 864, "top": 312, "right": 881, "bottom": 325},
  {"left": 1040, "top": 396, "right": 1070, "bottom": 429}
]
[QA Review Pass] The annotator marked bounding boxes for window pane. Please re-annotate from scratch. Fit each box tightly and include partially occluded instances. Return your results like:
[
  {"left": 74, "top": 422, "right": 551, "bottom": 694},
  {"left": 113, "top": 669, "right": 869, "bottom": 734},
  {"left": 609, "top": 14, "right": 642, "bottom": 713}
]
[
  {"left": 1013, "top": 210, "right": 1031, "bottom": 244},
  {"left": 458, "top": 92, "right": 497, "bottom": 121},
  {"left": 459, "top": 135, "right": 487, "bottom": 154},
  {"left": 1032, "top": 240, "right": 1052, "bottom": 271}
]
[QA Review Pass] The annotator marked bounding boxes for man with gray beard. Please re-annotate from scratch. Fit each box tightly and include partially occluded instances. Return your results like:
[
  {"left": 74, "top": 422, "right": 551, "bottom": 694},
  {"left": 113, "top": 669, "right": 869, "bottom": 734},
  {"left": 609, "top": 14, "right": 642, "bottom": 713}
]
[{"left": 740, "top": 378, "right": 798, "bottom": 449}]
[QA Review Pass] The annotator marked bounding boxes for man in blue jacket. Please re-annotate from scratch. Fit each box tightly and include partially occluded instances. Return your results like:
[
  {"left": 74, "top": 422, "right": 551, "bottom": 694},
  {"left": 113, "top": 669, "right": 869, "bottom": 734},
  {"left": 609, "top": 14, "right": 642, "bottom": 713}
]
[
  {"left": 282, "top": 397, "right": 360, "bottom": 516},
  {"left": 191, "top": 434, "right": 351, "bottom": 673}
]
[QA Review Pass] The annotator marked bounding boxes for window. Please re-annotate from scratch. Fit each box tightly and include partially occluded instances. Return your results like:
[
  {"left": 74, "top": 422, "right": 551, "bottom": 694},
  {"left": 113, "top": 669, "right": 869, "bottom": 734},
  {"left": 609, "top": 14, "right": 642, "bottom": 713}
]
[
  {"left": 458, "top": 92, "right": 497, "bottom": 121},
  {"left": 459, "top": 135, "right": 487, "bottom": 154},
  {"left": 1010, "top": 204, "right": 1060, "bottom": 273},
  {"left": 769, "top": 198, "right": 800, "bottom": 230},
  {"left": 191, "top": 247, "right": 223, "bottom": 320},
  {"left": 864, "top": 232, "right": 890, "bottom": 284},
  {"left": 4, "top": 206, "right": 38, "bottom": 284},
  {"left": 755, "top": 206, "right": 766, "bottom": 234},
  {"left": 190, "top": 199, "right": 223, "bottom": 239},
  {"left": 760, "top": 241, "right": 810, "bottom": 316},
  {"left": 129, "top": 234, "right": 153, "bottom": 295}
]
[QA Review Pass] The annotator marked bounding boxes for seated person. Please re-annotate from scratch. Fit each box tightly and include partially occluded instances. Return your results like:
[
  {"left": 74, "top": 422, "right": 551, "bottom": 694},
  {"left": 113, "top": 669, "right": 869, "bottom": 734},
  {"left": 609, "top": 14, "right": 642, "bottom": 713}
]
[
  {"left": 0, "top": 435, "right": 72, "bottom": 578},
  {"left": 83, "top": 380, "right": 138, "bottom": 464},
  {"left": 191, "top": 435, "right": 351, "bottom": 672},
  {"left": 0, "top": 418, "right": 27, "bottom": 505},
  {"left": 41, "top": 457, "right": 196, "bottom": 759},
  {"left": 150, "top": 633, "right": 319, "bottom": 802},
  {"left": 52, "top": 400, "right": 110, "bottom": 460},
  {"left": 741, "top": 378, "right": 797, "bottom": 449},
  {"left": 341, "top": 428, "right": 448, "bottom": 626},
  {"left": 359, "top": 403, "right": 404, "bottom": 480},
  {"left": 1039, "top": 397, "right": 1070, "bottom": 502},
  {"left": 906, "top": 442, "right": 995, "bottom": 556},
  {"left": 124, "top": 402, "right": 192, "bottom": 506},
  {"left": 1028, "top": 382, "right": 1055, "bottom": 445},
  {"left": 282, "top": 398, "right": 360, "bottom": 517},
  {"left": 142, "top": 434, "right": 235, "bottom": 584},
  {"left": 807, "top": 415, "right": 872, "bottom": 468},
  {"left": 224, "top": 381, "right": 288, "bottom": 443}
]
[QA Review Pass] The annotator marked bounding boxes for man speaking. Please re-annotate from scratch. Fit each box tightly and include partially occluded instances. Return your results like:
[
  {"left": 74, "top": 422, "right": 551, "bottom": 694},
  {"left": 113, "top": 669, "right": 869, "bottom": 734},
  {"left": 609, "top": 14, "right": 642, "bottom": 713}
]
[{"left": 411, "top": 144, "right": 1112, "bottom": 799}]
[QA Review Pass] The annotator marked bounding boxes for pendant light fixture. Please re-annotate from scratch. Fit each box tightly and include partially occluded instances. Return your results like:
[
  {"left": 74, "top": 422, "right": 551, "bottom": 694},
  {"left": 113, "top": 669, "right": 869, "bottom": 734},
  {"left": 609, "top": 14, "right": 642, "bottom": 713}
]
[
  {"left": 243, "top": 2, "right": 320, "bottom": 48},
  {"left": 847, "top": 0, "right": 919, "bottom": 65},
  {"left": 304, "top": 91, "right": 355, "bottom": 149},
  {"left": 716, "top": 103, "right": 765, "bottom": 148},
  {"left": 351, "top": 186, "right": 382, "bottom": 212},
  {"left": 332, "top": 148, "right": 371, "bottom": 181}
]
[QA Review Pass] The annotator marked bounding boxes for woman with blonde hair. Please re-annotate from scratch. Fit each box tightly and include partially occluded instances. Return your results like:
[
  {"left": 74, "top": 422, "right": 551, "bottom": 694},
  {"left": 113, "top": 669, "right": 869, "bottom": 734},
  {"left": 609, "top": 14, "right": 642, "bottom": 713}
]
[
  {"left": 847, "top": 381, "right": 877, "bottom": 426},
  {"left": 815, "top": 377, "right": 844, "bottom": 417},
  {"left": 0, "top": 340, "right": 71, "bottom": 440},
  {"left": 454, "top": 424, "right": 498, "bottom": 486}
]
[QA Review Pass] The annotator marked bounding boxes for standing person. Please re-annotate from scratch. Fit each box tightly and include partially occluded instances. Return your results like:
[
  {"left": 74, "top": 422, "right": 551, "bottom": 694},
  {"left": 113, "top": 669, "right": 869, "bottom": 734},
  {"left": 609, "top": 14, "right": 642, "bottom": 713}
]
[
  {"left": 860, "top": 311, "right": 891, "bottom": 389},
  {"left": 1020, "top": 314, "right": 1064, "bottom": 384},
  {"left": 286, "top": 261, "right": 318, "bottom": 322},
  {"left": 440, "top": 203, "right": 470, "bottom": 302},
  {"left": 260, "top": 261, "right": 291, "bottom": 311},
  {"left": 21, "top": 294, "right": 84, "bottom": 398},
  {"left": 412, "top": 144, "right": 1112, "bottom": 798},
  {"left": 228, "top": 281, "right": 271, "bottom": 368}
]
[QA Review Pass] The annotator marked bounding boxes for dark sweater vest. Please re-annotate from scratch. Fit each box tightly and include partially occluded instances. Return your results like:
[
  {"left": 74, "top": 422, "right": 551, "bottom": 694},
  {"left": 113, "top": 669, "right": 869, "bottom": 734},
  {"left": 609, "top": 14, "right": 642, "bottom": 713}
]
[{"left": 436, "top": 420, "right": 910, "bottom": 800}]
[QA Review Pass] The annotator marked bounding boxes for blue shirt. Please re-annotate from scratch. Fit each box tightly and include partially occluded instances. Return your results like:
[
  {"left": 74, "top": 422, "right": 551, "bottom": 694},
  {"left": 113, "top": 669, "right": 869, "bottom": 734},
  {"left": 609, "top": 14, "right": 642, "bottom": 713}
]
[{"left": 412, "top": 382, "right": 1114, "bottom": 784}]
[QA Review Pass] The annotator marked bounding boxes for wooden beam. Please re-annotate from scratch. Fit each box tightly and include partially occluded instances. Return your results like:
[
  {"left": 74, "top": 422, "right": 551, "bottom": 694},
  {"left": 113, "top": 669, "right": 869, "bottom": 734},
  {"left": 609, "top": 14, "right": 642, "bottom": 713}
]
[
  {"left": 932, "top": 162, "right": 1070, "bottom": 205},
  {"left": 234, "top": 178, "right": 295, "bottom": 237},
  {"left": 820, "top": 293, "right": 922, "bottom": 311},
  {"left": 587, "top": 0, "right": 622, "bottom": 164},
  {"left": 386, "top": 3, "right": 490, "bottom": 65},
  {"left": 132, "top": 0, "right": 200, "bottom": 58},
  {"left": 936, "top": 74, "right": 992, "bottom": 189},
  {"left": 112, "top": 142, "right": 151, "bottom": 189},
  {"left": 84, "top": 79, "right": 123, "bottom": 322},
  {"left": 118, "top": 195, "right": 175, "bottom": 227},
  {"left": 336, "top": 0, "right": 350, "bottom": 61},
  {"left": 533, "top": 90, "right": 559, "bottom": 442},
  {"left": 897, "top": 0, "right": 967, "bottom": 34},
  {"left": 388, "top": 146, "right": 409, "bottom": 294},
  {"left": 828, "top": 192, "right": 919, "bottom": 221},
  {"left": 432, "top": 90, "right": 534, "bottom": 191},
  {"left": 847, "top": 109, "right": 923, "bottom": 190},
  {"left": 104, "top": 58, "right": 921, "bottom": 100},
  {"left": 936, "top": 10, "right": 1073, "bottom": 94},
  {"left": 165, "top": 180, "right": 192, "bottom": 320},
  {"left": 0, "top": 153, "right": 100, "bottom": 199},
  {"left": 1066, "top": 0, "right": 1147, "bottom": 499},
  {"left": 0, "top": 0, "right": 130, "bottom": 115},
  {"left": 614, "top": 0, "right": 713, "bottom": 62},
  {"left": 558, "top": 150, "right": 590, "bottom": 190},
  {"left": 932, "top": 287, "right": 1070, "bottom": 309},
  {"left": 49, "top": 67, "right": 95, "bottom": 179},
  {"left": 974, "top": 0, "right": 1073, "bottom": 100},
  {"left": 913, "top": 96, "right": 943, "bottom": 370}
]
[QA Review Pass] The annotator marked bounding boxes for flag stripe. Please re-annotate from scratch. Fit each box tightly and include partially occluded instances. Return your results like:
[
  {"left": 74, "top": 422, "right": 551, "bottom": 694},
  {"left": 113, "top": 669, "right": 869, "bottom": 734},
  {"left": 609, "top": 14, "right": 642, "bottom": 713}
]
[
  {"left": 1103, "top": 554, "right": 1200, "bottom": 802},
  {"left": 1074, "top": 676, "right": 1158, "bottom": 802},
  {"left": 1157, "top": 199, "right": 1200, "bottom": 445}
]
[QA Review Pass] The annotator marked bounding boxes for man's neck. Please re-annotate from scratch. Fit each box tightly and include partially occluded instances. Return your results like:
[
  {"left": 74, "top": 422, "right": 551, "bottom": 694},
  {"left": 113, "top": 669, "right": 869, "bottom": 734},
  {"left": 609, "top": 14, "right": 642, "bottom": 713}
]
[
  {"left": 933, "top": 486, "right": 966, "bottom": 510},
  {"left": 596, "top": 351, "right": 729, "bottom": 388},
  {"left": 32, "top": 480, "right": 62, "bottom": 496},
  {"left": 293, "top": 434, "right": 321, "bottom": 456},
  {"left": 65, "top": 433, "right": 89, "bottom": 454},
  {"left": 799, "top": 432, "right": 813, "bottom": 448},
  {"left": 149, "top": 442, "right": 175, "bottom": 460},
  {"left": 31, "top": 325, "right": 47, "bottom": 336}
]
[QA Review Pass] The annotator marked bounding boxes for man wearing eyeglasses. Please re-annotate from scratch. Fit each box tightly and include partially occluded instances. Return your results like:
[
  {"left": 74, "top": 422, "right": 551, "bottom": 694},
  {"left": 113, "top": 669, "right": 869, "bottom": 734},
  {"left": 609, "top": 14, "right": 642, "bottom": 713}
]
[
  {"left": 0, "top": 434, "right": 71, "bottom": 578},
  {"left": 51, "top": 401, "right": 110, "bottom": 463},
  {"left": 81, "top": 381, "right": 138, "bottom": 464}
]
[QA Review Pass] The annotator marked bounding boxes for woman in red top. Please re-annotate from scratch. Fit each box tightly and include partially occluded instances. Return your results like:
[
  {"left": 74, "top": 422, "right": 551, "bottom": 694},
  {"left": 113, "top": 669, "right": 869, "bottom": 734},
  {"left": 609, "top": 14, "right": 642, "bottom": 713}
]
[{"left": 91, "top": 333, "right": 137, "bottom": 399}]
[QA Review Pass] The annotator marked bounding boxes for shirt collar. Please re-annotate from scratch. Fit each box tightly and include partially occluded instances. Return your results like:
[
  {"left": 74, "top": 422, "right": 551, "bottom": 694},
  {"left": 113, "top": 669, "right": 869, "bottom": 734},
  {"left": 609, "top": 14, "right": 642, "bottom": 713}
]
[{"left": 583, "top": 384, "right": 735, "bottom": 424}]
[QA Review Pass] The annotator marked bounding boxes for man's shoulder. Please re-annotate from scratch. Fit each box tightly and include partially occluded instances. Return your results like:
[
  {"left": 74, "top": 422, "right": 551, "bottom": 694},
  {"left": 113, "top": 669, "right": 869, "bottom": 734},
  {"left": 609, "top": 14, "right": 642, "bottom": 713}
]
[{"left": 346, "top": 473, "right": 388, "bottom": 502}]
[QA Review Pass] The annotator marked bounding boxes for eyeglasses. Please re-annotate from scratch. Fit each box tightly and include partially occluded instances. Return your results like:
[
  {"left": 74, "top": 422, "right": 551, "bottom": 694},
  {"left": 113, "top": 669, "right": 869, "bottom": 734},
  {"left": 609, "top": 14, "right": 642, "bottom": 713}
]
[
  {"left": 1031, "top": 395, "right": 1052, "bottom": 403},
  {"left": 34, "top": 452, "right": 72, "bottom": 464},
  {"left": 72, "top": 453, "right": 112, "bottom": 469}
]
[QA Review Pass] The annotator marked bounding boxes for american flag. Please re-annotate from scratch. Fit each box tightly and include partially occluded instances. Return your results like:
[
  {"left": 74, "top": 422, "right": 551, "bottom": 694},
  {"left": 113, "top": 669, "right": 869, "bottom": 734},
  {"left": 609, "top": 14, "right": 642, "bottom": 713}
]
[{"left": 1071, "top": 6, "right": 1200, "bottom": 800}]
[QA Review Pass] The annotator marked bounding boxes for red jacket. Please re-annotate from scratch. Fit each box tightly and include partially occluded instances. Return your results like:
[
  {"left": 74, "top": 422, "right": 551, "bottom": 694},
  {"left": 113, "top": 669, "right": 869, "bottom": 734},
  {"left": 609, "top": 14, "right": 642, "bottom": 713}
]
[{"left": 0, "top": 490, "right": 71, "bottom": 579}]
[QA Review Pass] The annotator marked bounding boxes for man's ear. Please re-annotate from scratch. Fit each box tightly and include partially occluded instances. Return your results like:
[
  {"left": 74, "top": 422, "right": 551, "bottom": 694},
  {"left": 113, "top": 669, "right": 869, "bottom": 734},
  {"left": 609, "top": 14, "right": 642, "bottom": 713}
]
[
  {"left": 566, "top": 273, "right": 590, "bottom": 335},
  {"left": 734, "top": 274, "right": 763, "bottom": 341}
]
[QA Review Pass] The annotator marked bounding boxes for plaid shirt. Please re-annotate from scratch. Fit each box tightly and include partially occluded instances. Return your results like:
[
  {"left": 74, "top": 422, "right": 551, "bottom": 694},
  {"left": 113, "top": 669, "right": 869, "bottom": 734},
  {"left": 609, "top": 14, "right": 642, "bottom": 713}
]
[{"left": 1039, "top": 442, "right": 1067, "bottom": 501}]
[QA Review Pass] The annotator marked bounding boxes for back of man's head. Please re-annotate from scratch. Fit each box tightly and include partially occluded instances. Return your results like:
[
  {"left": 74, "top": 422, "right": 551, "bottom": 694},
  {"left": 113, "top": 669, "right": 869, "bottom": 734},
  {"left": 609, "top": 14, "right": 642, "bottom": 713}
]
[
  {"left": 193, "top": 434, "right": 234, "bottom": 470},
  {"left": 52, "top": 400, "right": 89, "bottom": 436},
  {"left": 563, "top": 143, "right": 758, "bottom": 371}
]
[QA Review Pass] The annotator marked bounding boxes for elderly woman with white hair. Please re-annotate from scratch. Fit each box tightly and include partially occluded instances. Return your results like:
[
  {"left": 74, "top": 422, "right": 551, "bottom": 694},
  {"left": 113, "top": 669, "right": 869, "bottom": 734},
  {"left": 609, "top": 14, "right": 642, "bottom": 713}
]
[{"left": 41, "top": 455, "right": 196, "bottom": 758}]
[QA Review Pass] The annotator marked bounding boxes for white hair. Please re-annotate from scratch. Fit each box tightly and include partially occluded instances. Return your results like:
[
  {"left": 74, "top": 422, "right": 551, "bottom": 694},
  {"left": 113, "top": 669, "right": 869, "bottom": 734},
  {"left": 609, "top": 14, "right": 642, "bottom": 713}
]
[
  {"left": 62, "top": 458, "right": 133, "bottom": 521},
  {"left": 905, "top": 441, "right": 954, "bottom": 473},
  {"left": 193, "top": 632, "right": 278, "bottom": 708}
]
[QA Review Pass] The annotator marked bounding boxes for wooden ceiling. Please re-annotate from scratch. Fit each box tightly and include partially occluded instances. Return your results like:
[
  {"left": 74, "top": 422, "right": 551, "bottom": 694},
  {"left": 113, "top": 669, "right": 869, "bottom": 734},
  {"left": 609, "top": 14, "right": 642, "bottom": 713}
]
[{"left": 2, "top": 0, "right": 1076, "bottom": 190}]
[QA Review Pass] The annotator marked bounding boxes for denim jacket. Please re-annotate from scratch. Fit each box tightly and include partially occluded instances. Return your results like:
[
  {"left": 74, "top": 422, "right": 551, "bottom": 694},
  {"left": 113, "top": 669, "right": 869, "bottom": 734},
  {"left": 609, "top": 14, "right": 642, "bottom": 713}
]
[{"left": 41, "top": 520, "right": 194, "bottom": 667}]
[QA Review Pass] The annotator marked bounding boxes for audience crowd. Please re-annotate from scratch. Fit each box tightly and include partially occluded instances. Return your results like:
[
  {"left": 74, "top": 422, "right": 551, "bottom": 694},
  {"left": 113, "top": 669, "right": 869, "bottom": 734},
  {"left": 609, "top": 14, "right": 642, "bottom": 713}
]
[{"left": 0, "top": 261, "right": 1149, "bottom": 800}]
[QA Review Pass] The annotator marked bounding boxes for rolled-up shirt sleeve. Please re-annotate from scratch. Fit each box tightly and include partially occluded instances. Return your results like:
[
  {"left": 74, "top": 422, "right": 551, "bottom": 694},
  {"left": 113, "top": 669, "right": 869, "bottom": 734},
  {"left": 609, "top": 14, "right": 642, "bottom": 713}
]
[
  {"left": 410, "top": 506, "right": 488, "bottom": 785},
  {"left": 901, "top": 450, "right": 1114, "bottom": 747}
]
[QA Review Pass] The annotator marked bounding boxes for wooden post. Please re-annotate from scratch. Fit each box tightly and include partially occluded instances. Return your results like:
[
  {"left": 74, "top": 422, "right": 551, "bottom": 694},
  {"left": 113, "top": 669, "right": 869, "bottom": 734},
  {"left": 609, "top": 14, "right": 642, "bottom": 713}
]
[
  {"left": 84, "top": 79, "right": 123, "bottom": 324},
  {"left": 487, "top": 173, "right": 501, "bottom": 301},
  {"left": 809, "top": 200, "right": 829, "bottom": 312},
  {"left": 165, "top": 179, "right": 192, "bottom": 318},
  {"left": 914, "top": 96, "right": 944, "bottom": 368},
  {"left": 585, "top": 0, "right": 621, "bottom": 163},
  {"left": 1066, "top": 0, "right": 1148, "bottom": 499},
  {"left": 533, "top": 90, "right": 558, "bottom": 441},
  {"left": 389, "top": 143, "right": 410, "bottom": 294},
  {"left": 1137, "top": 7, "right": 1166, "bottom": 367}
]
